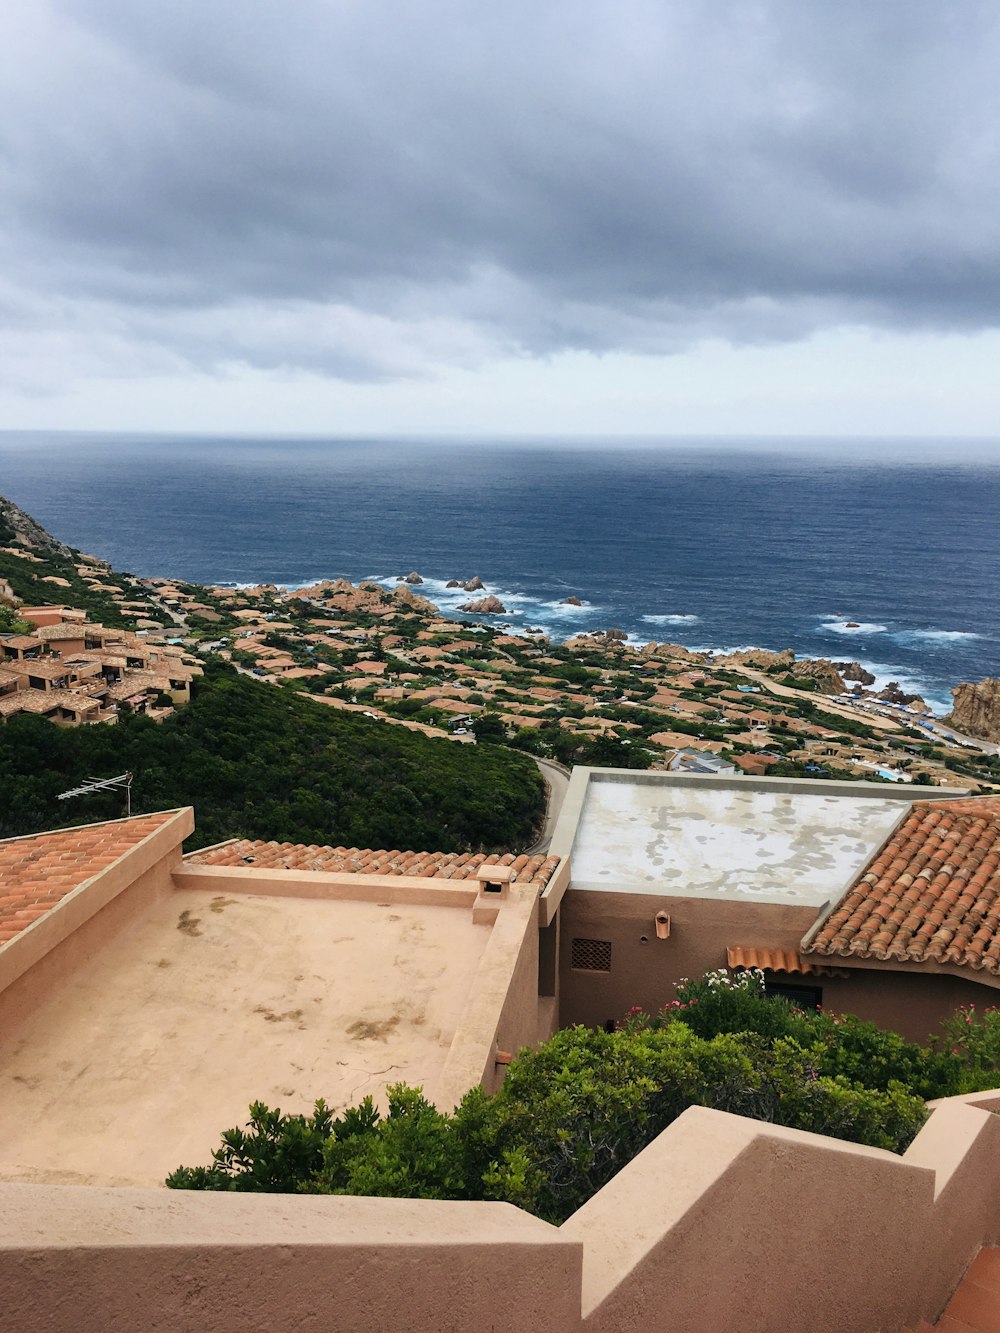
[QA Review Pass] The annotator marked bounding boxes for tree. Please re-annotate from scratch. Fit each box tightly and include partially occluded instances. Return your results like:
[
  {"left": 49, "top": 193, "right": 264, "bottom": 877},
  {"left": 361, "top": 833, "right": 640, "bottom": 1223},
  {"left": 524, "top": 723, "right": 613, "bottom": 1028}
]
[
  {"left": 167, "top": 971, "right": 944, "bottom": 1223},
  {"left": 472, "top": 712, "right": 507, "bottom": 744},
  {"left": 0, "top": 603, "right": 30, "bottom": 635}
]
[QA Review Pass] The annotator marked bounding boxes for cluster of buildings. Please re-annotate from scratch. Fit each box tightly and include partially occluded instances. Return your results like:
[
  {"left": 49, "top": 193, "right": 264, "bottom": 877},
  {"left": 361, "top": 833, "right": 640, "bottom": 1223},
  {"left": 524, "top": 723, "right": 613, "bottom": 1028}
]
[
  {"left": 0, "top": 606, "right": 202, "bottom": 726},
  {"left": 158, "top": 575, "right": 990, "bottom": 790},
  {"left": 2, "top": 767, "right": 1000, "bottom": 1328}
]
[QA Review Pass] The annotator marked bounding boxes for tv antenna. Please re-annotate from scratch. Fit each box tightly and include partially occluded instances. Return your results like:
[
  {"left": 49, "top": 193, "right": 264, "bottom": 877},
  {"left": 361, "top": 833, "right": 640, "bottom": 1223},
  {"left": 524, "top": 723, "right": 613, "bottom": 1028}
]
[{"left": 57, "top": 772, "right": 134, "bottom": 817}]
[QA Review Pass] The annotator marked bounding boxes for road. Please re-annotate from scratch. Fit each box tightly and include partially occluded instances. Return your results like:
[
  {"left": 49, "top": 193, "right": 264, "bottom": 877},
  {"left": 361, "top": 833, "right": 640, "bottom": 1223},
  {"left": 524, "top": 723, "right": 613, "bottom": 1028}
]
[{"left": 524, "top": 758, "right": 572, "bottom": 855}]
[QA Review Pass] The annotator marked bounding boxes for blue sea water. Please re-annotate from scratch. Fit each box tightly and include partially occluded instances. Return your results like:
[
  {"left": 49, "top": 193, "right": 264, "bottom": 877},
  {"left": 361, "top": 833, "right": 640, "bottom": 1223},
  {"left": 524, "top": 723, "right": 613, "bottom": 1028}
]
[{"left": 1, "top": 433, "right": 997, "bottom": 713}]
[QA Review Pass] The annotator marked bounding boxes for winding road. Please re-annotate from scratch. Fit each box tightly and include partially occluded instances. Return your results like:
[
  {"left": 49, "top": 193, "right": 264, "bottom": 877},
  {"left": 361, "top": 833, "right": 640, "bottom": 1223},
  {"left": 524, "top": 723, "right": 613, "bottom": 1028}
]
[{"left": 525, "top": 758, "right": 572, "bottom": 855}]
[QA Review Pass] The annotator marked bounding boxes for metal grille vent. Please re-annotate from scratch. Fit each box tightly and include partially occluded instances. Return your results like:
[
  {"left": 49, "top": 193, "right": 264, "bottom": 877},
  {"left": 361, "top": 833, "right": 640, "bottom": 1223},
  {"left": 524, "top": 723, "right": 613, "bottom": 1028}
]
[{"left": 571, "top": 937, "right": 612, "bottom": 972}]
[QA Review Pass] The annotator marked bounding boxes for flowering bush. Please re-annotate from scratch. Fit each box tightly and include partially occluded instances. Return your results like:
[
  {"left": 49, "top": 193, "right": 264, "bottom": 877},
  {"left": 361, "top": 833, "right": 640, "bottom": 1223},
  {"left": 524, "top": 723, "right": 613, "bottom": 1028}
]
[
  {"left": 624, "top": 968, "right": 966, "bottom": 1100},
  {"left": 940, "top": 1005, "right": 1000, "bottom": 1089},
  {"left": 169, "top": 969, "right": 998, "bottom": 1222}
]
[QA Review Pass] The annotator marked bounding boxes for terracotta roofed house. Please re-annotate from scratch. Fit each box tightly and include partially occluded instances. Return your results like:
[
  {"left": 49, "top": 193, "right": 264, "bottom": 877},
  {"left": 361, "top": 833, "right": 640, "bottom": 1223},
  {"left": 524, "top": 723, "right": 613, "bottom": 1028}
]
[{"left": 5, "top": 786, "right": 1000, "bottom": 1327}]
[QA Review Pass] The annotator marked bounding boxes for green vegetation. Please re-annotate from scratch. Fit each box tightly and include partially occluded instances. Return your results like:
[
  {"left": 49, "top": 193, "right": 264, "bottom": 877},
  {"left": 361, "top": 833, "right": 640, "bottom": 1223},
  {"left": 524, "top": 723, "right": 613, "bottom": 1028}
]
[
  {"left": 167, "top": 970, "right": 998, "bottom": 1222},
  {"left": 0, "top": 661, "right": 544, "bottom": 851},
  {"left": 0, "top": 604, "right": 31, "bottom": 635}
]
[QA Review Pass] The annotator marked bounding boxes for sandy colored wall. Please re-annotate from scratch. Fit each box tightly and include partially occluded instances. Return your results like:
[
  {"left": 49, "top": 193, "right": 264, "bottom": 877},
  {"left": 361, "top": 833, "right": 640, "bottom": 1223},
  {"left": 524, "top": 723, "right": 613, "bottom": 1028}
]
[
  {"left": 430, "top": 885, "right": 550, "bottom": 1109},
  {"left": 558, "top": 889, "right": 817, "bottom": 1029},
  {"left": 0, "top": 813, "right": 191, "bottom": 1027},
  {"left": 806, "top": 965, "right": 993, "bottom": 1043},
  {"left": 558, "top": 888, "right": 998, "bottom": 1041},
  {"left": 563, "top": 1097, "right": 1000, "bottom": 1333},
  {"left": 0, "top": 1187, "right": 582, "bottom": 1333},
  {"left": 4, "top": 1093, "right": 1000, "bottom": 1331}
]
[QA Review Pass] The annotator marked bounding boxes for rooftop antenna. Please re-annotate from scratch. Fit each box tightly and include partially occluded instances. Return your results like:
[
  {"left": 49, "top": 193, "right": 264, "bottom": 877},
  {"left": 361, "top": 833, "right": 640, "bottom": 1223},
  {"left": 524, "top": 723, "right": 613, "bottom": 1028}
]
[{"left": 57, "top": 771, "right": 134, "bottom": 817}]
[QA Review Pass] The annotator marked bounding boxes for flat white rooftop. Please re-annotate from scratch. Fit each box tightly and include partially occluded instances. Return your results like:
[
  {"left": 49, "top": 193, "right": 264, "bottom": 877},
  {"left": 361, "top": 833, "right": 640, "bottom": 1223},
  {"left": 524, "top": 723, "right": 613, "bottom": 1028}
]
[{"left": 563, "top": 772, "right": 918, "bottom": 906}]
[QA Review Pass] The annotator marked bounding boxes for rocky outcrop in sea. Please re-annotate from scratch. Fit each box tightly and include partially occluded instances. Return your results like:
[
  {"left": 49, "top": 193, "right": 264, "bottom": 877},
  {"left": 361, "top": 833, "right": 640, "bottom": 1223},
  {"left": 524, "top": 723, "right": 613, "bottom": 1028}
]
[
  {"left": 458, "top": 594, "right": 506, "bottom": 614},
  {"left": 946, "top": 678, "right": 1000, "bottom": 743}
]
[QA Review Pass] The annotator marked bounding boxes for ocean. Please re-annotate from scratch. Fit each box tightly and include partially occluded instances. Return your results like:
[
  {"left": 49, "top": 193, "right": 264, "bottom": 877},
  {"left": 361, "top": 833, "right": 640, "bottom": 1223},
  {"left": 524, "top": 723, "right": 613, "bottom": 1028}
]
[{"left": 1, "top": 433, "right": 997, "bottom": 713}]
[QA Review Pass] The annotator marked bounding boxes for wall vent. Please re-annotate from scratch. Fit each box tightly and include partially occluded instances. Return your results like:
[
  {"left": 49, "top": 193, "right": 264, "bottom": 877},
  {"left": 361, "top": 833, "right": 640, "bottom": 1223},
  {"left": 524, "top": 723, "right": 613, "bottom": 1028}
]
[{"left": 571, "top": 937, "right": 612, "bottom": 972}]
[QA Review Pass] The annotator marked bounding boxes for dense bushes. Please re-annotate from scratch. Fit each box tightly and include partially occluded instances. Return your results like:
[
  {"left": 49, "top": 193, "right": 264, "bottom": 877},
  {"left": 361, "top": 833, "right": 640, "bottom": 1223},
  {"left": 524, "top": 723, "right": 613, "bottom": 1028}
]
[
  {"left": 168, "top": 971, "right": 977, "bottom": 1224},
  {"left": 0, "top": 661, "right": 545, "bottom": 851},
  {"left": 649, "top": 969, "right": 967, "bottom": 1100}
]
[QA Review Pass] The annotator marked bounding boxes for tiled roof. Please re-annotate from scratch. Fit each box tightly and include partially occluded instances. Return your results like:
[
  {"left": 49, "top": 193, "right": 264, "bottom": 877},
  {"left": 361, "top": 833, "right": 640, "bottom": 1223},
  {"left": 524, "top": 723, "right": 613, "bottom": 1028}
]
[
  {"left": 0, "top": 813, "right": 177, "bottom": 946},
  {"left": 727, "top": 945, "right": 817, "bottom": 974},
  {"left": 187, "top": 839, "right": 561, "bottom": 888},
  {"left": 803, "top": 798, "right": 1000, "bottom": 974}
]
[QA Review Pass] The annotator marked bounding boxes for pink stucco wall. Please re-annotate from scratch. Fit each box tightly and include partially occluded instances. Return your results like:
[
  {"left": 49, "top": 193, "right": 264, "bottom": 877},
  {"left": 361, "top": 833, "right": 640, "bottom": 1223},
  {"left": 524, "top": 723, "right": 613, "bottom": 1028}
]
[{"left": 2, "top": 1093, "right": 1000, "bottom": 1331}]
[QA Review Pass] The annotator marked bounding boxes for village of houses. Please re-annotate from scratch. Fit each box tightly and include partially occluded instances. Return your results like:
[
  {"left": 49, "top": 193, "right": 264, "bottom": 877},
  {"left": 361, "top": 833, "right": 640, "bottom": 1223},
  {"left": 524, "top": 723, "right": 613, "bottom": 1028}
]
[{"left": 2, "top": 528, "right": 997, "bottom": 795}]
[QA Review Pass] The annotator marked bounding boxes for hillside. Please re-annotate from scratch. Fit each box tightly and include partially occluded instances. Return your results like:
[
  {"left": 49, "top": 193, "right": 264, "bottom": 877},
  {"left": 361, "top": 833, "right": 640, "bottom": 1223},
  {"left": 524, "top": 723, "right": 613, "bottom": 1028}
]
[
  {"left": 0, "top": 662, "right": 545, "bottom": 851},
  {"left": 0, "top": 492, "right": 170, "bottom": 628}
]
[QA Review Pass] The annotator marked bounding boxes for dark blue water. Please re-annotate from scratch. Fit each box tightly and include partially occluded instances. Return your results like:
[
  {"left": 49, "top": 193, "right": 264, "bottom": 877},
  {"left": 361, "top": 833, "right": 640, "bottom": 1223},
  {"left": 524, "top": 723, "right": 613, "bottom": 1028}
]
[{"left": 1, "top": 433, "right": 997, "bottom": 712}]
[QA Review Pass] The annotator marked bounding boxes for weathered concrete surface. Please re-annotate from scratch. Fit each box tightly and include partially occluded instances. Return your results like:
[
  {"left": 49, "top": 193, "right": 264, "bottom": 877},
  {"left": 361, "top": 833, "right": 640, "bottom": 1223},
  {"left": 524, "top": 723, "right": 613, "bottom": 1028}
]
[
  {"left": 0, "top": 887, "right": 495, "bottom": 1187},
  {"left": 569, "top": 774, "right": 908, "bottom": 904}
]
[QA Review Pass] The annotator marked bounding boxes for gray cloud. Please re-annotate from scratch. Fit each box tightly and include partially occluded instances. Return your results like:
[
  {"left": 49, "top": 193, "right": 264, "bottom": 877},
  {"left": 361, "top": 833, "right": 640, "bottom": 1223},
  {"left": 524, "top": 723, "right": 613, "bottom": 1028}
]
[{"left": 1, "top": 0, "right": 999, "bottom": 384}]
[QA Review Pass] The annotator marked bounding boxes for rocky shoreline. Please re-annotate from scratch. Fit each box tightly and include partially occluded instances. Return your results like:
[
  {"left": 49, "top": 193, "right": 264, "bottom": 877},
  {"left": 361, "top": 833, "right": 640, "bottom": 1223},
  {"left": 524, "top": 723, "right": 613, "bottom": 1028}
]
[{"left": 376, "top": 571, "right": 1000, "bottom": 748}]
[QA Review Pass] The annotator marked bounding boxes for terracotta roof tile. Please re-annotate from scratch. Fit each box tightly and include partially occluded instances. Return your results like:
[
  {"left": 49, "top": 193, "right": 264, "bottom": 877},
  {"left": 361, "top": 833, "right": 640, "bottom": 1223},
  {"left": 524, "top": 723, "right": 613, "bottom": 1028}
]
[
  {"left": 187, "top": 838, "right": 561, "bottom": 890},
  {"left": 727, "top": 946, "right": 816, "bottom": 975},
  {"left": 803, "top": 798, "right": 1000, "bottom": 976},
  {"left": 0, "top": 813, "right": 177, "bottom": 947}
]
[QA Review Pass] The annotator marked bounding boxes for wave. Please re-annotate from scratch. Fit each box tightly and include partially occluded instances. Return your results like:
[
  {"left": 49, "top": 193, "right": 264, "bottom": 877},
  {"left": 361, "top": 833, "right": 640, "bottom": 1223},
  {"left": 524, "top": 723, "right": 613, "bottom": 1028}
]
[
  {"left": 642, "top": 613, "right": 701, "bottom": 625},
  {"left": 891, "top": 629, "right": 981, "bottom": 645},
  {"left": 819, "top": 620, "right": 888, "bottom": 636},
  {"left": 689, "top": 643, "right": 777, "bottom": 657}
]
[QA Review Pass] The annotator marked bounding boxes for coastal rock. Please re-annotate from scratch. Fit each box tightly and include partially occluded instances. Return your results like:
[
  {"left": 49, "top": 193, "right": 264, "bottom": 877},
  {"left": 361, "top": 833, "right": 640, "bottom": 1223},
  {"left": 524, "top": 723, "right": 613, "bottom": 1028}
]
[
  {"left": 458, "top": 595, "right": 506, "bottom": 614},
  {"left": 793, "top": 659, "right": 847, "bottom": 695},
  {"left": 714, "top": 648, "right": 795, "bottom": 671},
  {"left": 833, "top": 660, "right": 876, "bottom": 686},
  {"left": 560, "top": 595, "right": 583, "bottom": 606},
  {"left": 878, "top": 682, "right": 926, "bottom": 709},
  {"left": 392, "top": 584, "right": 437, "bottom": 614},
  {"left": 404, "top": 571, "right": 424, "bottom": 585},
  {"left": 462, "top": 575, "right": 485, "bottom": 592},
  {"left": 289, "top": 578, "right": 352, "bottom": 599},
  {"left": 845, "top": 622, "right": 860, "bottom": 628},
  {"left": 563, "top": 629, "right": 630, "bottom": 653},
  {"left": 446, "top": 579, "right": 462, "bottom": 588},
  {"left": 642, "top": 642, "right": 709, "bottom": 664},
  {"left": 0, "top": 493, "right": 74, "bottom": 559},
  {"left": 945, "top": 679, "right": 1000, "bottom": 742}
]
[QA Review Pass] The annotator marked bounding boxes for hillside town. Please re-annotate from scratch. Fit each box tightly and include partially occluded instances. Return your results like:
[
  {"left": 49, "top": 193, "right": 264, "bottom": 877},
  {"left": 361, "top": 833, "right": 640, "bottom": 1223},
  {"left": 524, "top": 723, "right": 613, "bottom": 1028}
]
[{"left": 1, "top": 492, "right": 998, "bottom": 794}]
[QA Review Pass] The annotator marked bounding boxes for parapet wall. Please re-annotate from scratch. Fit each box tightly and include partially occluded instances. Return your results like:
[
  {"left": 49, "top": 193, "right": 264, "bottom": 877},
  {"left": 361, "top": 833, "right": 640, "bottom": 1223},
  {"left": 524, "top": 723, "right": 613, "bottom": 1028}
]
[{"left": 3, "top": 1092, "right": 1000, "bottom": 1331}]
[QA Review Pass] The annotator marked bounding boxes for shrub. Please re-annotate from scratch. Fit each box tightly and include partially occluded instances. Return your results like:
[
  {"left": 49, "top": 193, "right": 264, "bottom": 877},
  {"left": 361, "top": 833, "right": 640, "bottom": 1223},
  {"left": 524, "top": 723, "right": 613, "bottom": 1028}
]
[
  {"left": 940, "top": 1005, "right": 1000, "bottom": 1091},
  {"left": 645, "top": 969, "right": 964, "bottom": 1100},
  {"left": 167, "top": 1015, "right": 930, "bottom": 1222}
]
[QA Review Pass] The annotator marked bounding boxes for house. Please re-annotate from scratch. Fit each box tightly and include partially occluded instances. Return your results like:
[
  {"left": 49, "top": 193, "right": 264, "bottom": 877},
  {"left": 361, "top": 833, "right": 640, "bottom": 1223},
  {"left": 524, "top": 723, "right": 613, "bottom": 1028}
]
[
  {"left": 4, "top": 780, "right": 1000, "bottom": 1328},
  {"left": 0, "top": 610, "right": 201, "bottom": 724}
]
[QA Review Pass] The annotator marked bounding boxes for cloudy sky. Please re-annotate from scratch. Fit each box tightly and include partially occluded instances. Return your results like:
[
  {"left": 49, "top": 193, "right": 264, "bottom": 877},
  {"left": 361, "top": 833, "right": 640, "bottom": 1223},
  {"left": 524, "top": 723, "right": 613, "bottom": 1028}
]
[{"left": 2, "top": 1, "right": 999, "bottom": 436}]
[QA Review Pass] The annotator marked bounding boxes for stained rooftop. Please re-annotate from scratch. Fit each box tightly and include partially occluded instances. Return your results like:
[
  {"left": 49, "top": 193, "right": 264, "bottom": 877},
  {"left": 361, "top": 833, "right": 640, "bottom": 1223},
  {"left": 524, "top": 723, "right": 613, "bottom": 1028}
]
[
  {"left": 0, "top": 816, "right": 538, "bottom": 1188},
  {"left": 560, "top": 771, "right": 922, "bottom": 906}
]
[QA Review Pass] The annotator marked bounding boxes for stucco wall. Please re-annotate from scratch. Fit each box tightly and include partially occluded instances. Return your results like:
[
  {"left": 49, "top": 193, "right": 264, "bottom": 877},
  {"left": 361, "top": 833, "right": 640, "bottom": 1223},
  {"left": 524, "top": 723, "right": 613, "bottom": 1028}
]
[
  {"left": 563, "top": 1098, "right": 1000, "bottom": 1332},
  {"left": 804, "top": 965, "right": 994, "bottom": 1043},
  {"left": 3, "top": 1094, "right": 1000, "bottom": 1332},
  {"left": 559, "top": 889, "right": 817, "bottom": 1028},
  {"left": 558, "top": 887, "right": 999, "bottom": 1040},
  {"left": 0, "top": 1188, "right": 582, "bottom": 1333},
  {"left": 430, "top": 884, "right": 551, "bottom": 1108},
  {"left": 0, "top": 813, "right": 190, "bottom": 1030}
]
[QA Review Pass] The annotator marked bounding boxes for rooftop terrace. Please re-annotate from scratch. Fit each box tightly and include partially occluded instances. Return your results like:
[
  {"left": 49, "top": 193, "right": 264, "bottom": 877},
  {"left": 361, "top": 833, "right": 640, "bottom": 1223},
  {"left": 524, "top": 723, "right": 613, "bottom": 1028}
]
[
  {"left": 553, "top": 770, "right": 939, "bottom": 907},
  {"left": 0, "top": 813, "right": 545, "bottom": 1188}
]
